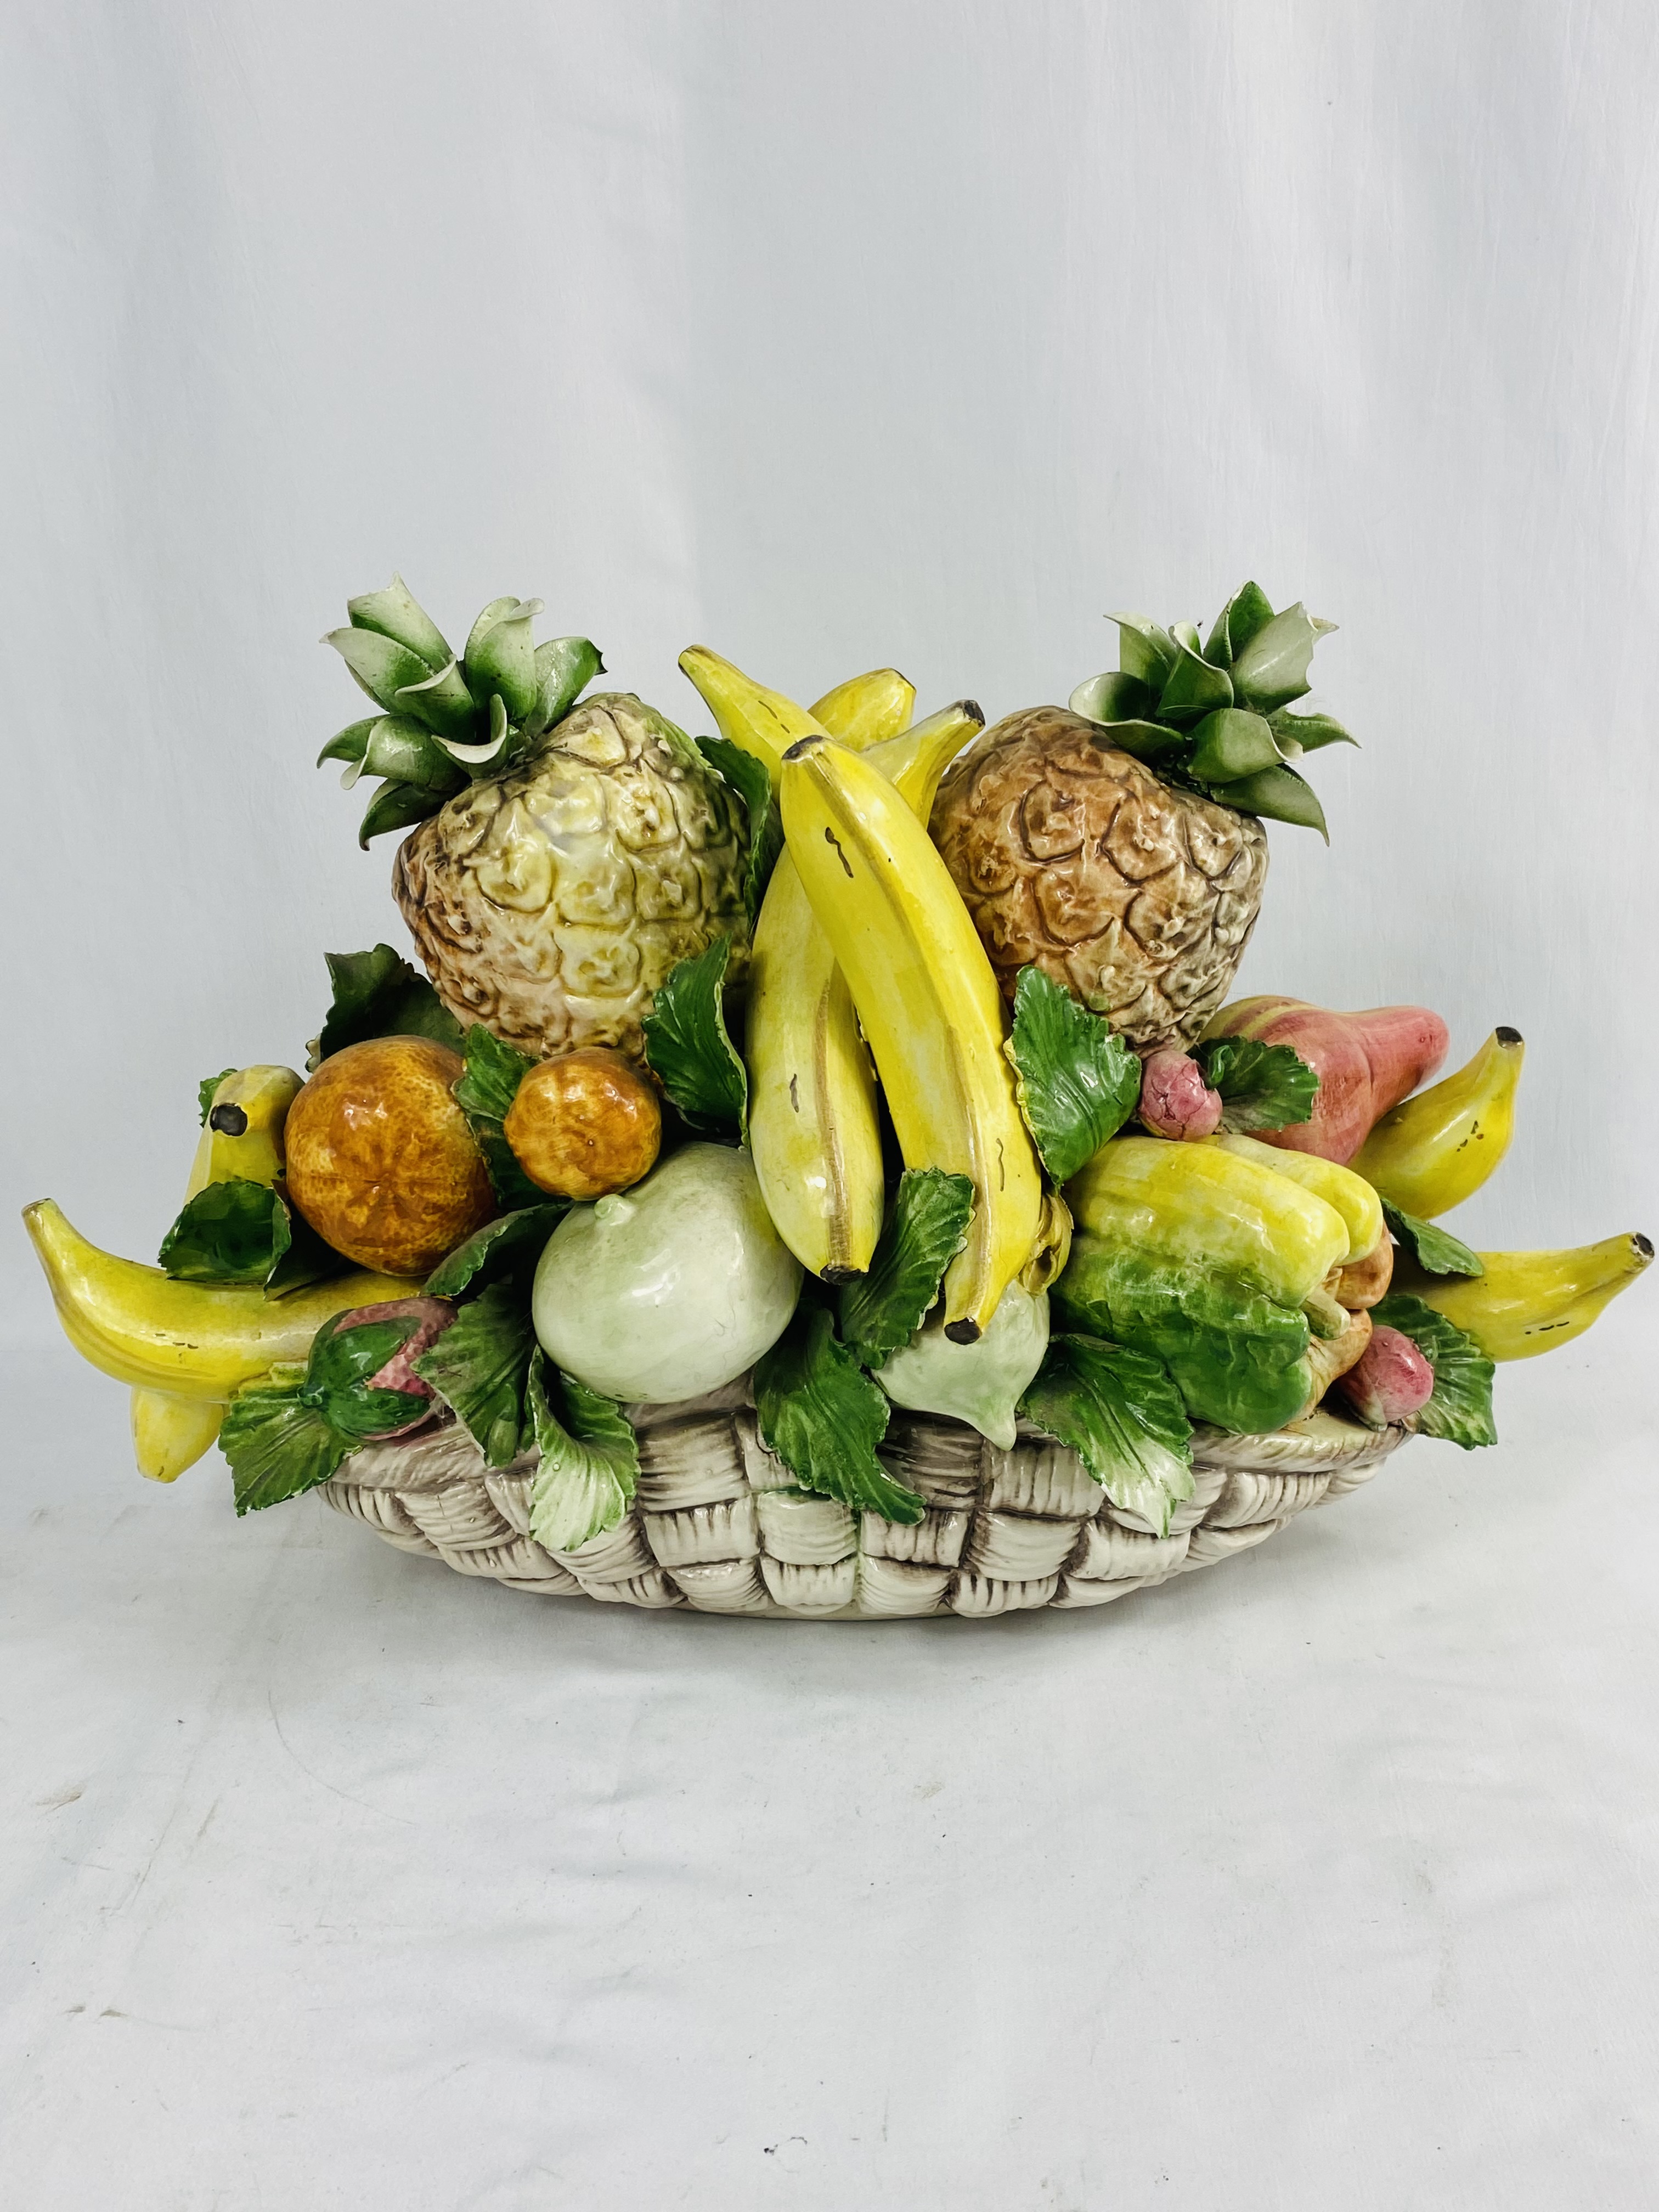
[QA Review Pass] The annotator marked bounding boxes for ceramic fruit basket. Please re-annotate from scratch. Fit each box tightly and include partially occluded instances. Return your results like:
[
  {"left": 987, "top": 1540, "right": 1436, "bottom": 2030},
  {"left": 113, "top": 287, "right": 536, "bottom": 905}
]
[{"left": 27, "top": 578, "right": 1651, "bottom": 1622}]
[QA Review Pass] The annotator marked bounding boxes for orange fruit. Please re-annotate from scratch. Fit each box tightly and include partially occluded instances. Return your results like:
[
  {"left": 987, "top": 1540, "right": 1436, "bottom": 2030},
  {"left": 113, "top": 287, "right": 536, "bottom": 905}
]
[
  {"left": 504, "top": 1048, "right": 662, "bottom": 1201},
  {"left": 284, "top": 1037, "right": 496, "bottom": 1277}
]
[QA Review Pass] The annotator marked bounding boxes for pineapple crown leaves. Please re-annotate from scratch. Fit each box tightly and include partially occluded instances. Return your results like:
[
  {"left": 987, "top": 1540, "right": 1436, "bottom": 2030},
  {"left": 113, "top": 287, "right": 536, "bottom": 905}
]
[
  {"left": 1068, "top": 583, "right": 1356, "bottom": 840},
  {"left": 318, "top": 575, "right": 605, "bottom": 846}
]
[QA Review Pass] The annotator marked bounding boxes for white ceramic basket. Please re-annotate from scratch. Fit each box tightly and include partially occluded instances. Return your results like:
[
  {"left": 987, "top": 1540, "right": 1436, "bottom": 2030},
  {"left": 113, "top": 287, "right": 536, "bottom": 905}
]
[{"left": 323, "top": 1381, "right": 1412, "bottom": 1620}]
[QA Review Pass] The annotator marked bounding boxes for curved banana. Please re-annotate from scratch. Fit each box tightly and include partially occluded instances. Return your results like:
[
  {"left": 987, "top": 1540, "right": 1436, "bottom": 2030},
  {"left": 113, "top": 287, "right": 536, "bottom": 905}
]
[
  {"left": 679, "top": 646, "right": 831, "bottom": 790},
  {"left": 809, "top": 668, "right": 915, "bottom": 749},
  {"left": 1211, "top": 1132, "right": 1384, "bottom": 1265},
  {"left": 133, "top": 1064, "right": 307, "bottom": 1479},
  {"left": 1352, "top": 1028, "right": 1523, "bottom": 1217},
  {"left": 185, "top": 1065, "right": 304, "bottom": 1198},
  {"left": 865, "top": 702, "right": 985, "bottom": 821},
  {"left": 1394, "top": 1232, "right": 1652, "bottom": 1361},
  {"left": 780, "top": 737, "right": 1043, "bottom": 1339},
  {"left": 26, "top": 1199, "right": 415, "bottom": 1400}
]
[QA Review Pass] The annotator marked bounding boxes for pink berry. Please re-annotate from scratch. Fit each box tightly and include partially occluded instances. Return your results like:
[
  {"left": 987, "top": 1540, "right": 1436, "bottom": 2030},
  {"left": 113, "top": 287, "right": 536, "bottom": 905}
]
[
  {"left": 1335, "top": 1324, "right": 1435, "bottom": 1426},
  {"left": 1139, "top": 1049, "right": 1224, "bottom": 1141}
]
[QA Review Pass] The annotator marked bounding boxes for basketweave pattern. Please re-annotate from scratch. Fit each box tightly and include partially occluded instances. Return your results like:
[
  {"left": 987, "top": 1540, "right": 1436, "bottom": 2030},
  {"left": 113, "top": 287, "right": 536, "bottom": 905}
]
[{"left": 323, "top": 1380, "right": 1412, "bottom": 1620}]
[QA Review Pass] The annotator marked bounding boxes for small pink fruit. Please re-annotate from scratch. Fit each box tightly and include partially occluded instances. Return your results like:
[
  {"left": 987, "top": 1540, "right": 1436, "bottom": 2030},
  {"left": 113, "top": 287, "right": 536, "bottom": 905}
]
[
  {"left": 340, "top": 1296, "right": 456, "bottom": 1438},
  {"left": 1138, "top": 1049, "right": 1223, "bottom": 1141},
  {"left": 1335, "top": 1324, "right": 1435, "bottom": 1427}
]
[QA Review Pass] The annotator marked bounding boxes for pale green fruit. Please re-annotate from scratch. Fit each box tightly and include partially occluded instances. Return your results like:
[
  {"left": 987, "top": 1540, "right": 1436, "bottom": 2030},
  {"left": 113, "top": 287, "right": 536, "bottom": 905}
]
[
  {"left": 877, "top": 1283, "right": 1050, "bottom": 1448},
  {"left": 532, "top": 1144, "right": 802, "bottom": 1403}
]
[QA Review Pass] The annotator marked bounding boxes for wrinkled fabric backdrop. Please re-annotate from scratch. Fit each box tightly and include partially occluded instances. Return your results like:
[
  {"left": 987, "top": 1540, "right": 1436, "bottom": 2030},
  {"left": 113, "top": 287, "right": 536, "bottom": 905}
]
[{"left": 3, "top": 3, "right": 1657, "bottom": 2206}]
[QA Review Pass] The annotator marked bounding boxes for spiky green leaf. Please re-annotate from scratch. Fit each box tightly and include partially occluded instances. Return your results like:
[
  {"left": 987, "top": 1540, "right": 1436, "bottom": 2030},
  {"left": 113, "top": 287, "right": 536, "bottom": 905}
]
[
  {"left": 1157, "top": 637, "right": 1234, "bottom": 726},
  {"left": 1109, "top": 613, "right": 1178, "bottom": 689},
  {"left": 524, "top": 1352, "right": 640, "bottom": 1551},
  {"left": 1019, "top": 1333, "right": 1194, "bottom": 1537},
  {"left": 1220, "top": 761, "right": 1329, "bottom": 840},
  {"left": 325, "top": 626, "right": 435, "bottom": 712},
  {"left": 392, "top": 657, "right": 481, "bottom": 743},
  {"left": 464, "top": 597, "right": 542, "bottom": 722},
  {"left": 1372, "top": 1292, "right": 1497, "bottom": 1449},
  {"left": 642, "top": 935, "right": 748, "bottom": 1137},
  {"left": 754, "top": 1302, "right": 921, "bottom": 1524},
  {"left": 358, "top": 778, "right": 442, "bottom": 848},
  {"left": 1186, "top": 708, "right": 1285, "bottom": 785},
  {"left": 1228, "top": 602, "right": 1333, "bottom": 714},
  {"left": 1069, "top": 671, "right": 1153, "bottom": 724},
  {"left": 1006, "top": 965, "right": 1142, "bottom": 1183},
  {"left": 346, "top": 575, "right": 451, "bottom": 670},
  {"left": 1268, "top": 707, "right": 1357, "bottom": 757},
  {"left": 526, "top": 637, "right": 605, "bottom": 736},
  {"left": 838, "top": 1170, "right": 975, "bottom": 1369}
]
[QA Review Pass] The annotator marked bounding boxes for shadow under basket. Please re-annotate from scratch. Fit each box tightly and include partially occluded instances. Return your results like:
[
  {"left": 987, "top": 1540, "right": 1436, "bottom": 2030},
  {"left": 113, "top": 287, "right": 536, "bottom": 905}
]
[{"left": 323, "top": 1381, "right": 1413, "bottom": 1621}]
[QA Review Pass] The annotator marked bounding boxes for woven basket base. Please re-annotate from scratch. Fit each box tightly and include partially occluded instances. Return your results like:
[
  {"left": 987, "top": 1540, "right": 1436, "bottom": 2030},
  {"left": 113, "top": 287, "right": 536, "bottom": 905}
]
[{"left": 324, "top": 1384, "right": 1412, "bottom": 1621}]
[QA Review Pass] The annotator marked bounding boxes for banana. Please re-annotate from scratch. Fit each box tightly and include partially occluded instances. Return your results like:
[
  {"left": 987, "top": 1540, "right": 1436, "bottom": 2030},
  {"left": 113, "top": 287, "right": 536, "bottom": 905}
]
[
  {"left": 132, "top": 1064, "right": 309, "bottom": 1479},
  {"left": 1394, "top": 1232, "right": 1652, "bottom": 1361},
  {"left": 679, "top": 646, "right": 831, "bottom": 790},
  {"left": 746, "top": 692, "right": 985, "bottom": 1279},
  {"left": 1352, "top": 1028, "right": 1523, "bottom": 1217},
  {"left": 184, "top": 1064, "right": 304, "bottom": 1199},
  {"left": 26, "top": 1199, "right": 414, "bottom": 1400},
  {"left": 780, "top": 737, "right": 1043, "bottom": 1339},
  {"left": 809, "top": 668, "right": 915, "bottom": 749}
]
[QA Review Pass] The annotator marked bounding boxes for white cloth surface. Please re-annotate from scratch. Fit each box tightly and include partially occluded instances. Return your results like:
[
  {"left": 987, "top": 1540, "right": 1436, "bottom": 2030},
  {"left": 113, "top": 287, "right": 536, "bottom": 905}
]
[
  {"left": 5, "top": 1, "right": 1659, "bottom": 2203},
  {"left": 4, "top": 1319, "right": 1657, "bottom": 2209}
]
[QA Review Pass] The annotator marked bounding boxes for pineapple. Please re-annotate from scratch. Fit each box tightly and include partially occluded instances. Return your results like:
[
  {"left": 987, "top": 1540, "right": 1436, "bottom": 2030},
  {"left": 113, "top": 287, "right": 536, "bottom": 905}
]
[
  {"left": 929, "top": 583, "right": 1351, "bottom": 1050},
  {"left": 319, "top": 579, "right": 749, "bottom": 1064}
]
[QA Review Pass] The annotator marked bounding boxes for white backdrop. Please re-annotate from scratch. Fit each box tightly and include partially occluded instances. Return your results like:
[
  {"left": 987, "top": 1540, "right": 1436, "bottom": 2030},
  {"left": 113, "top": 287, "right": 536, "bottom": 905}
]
[{"left": 4, "top": 3, "right": 1658, "bottom": 2205}]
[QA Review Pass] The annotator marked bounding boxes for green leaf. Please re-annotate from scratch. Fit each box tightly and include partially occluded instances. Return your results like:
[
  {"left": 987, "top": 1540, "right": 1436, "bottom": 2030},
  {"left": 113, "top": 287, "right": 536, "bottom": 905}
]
[
  {"left": 1156, "top": 637, "right": 1234, "bottom": 726},
  {"left": 1186, "top": 708, "right": 1285, "bottom": 785},
  {"left": 463, "top": 597, "right": 541, "bottom": 723},
  {"left": 325, "top": 625, "right": 435, "bottom": 712},
  {"left": 1068, "top": 671, "right": 1153, "bottom": 724},
  {"left": 1005, "top": 965, "right": 1142, "bottom": 1183},
  {"left": 1228, "top": 602, "right": 1333, "bottom": 714},
  {"left": 317, "top": 718, "right": 378, "bottom": 774},
  {"left": 197, "top": 1069, "right": 236, "bottom": 1126},
  {"left": 412, "top": 1280, "right": 537, "bottom": 1468},
  {"left": 1108, "top": 613, "right": 1178, "bottom": 689},
  {"left": 837, "top": 1170, "right": 974, "bottom": 1369},
  {"left": 1268, "top": 707, "right": 1357, "bottom": 757},
  {"left": 424, "top": 1204, "right": 566, "bottom": 1299},
  {"left": 1219, "top": 761, "right": 1329, "bottom": 840},
  {"left": 524, "top": 1351, "right": 640, "bottom": 1550},
  {"left": 1373, "top": 1292, "right": 1497, "bottom": 1449},
  {"left": 1053, "top": 1234, "right": 1312, "bottom": 1435},
  {"left": 346, "top": 575, "right": 452, "bottom": 670},
  {"left": 526, "top": 637, "right": 605, "bottom": 736},
  {"left": 1381, "top": 1202, "right": 1484, "bottom": 1279},
  {"left": 358, "top": 778, "right": 443, "bottom": 848},
  {"left": 1019, "top": 1333, "right": 1194, "bottom": 1537},
  {"left": 220, "top": 1367, "right": 351, "bottom": 1515},
  {"left": 754, "top": 1302, "right": 922, "bottom": 1524},
  {"left": 301, "top": 1310, "right": 429, "bottom": 1441},
  {"left": 314, "top": 944, "right": 465, "bottom": 1066},
  {"left": 1203, "top": 581, "right": 1276, "bottom": 668},
  {"left": 641, "top": 935, "right": 748, "bottom": 1137},
  {"left": 1192, "top": 1036, "right": 1319, "bottom": 1133},
  {"left": 159, "top": 1179, "right": 292, "bottom": 1286},
  {"left": 360, "top": 715, "right": 468, "bottom": 794},
  {"left": 697, "top": 735, "right": 783, "bottom": 924},
  {"left": 391, "top": 657, "right": 482, "bottom": 743},
  {"left": 1091, "top": 719, "right": 1191, "bottom": 767},
  {"left": 453, "top": 1024, "right": 537, "bottom": 1122}
]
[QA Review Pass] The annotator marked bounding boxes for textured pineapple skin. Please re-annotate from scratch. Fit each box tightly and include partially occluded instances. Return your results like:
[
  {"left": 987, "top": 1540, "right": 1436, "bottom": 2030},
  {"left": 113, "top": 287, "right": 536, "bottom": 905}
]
[
  {"left": 394, "top": 694, "right": 749, "bottom": 1065},
  {"left": 929, "top": 706, "right": 1268, "bottom": 1050}
]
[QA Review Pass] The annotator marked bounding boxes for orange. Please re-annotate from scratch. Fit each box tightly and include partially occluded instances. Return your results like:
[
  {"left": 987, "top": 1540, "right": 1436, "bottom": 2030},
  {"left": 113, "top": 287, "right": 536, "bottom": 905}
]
[
  {"left": 284, "top": 1037, "right": 496, "bottom": 1277},
  {"left": 504, "top": 1048, "right": 661, "bottom": 1201}
]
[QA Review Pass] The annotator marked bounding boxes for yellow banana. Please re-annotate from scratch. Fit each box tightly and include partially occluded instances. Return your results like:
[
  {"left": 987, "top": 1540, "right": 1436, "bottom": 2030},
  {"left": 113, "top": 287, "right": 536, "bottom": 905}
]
[
  {"left": 1068, "top": 1137, "right": 1349, "bottom": 1308},
  {"left": 746, "top": 698, "right": 986, "bottom": 1278},
  {"left": 132, "top": 1064, "right": 308, "bottom": 1479},
  {"left": 1393, "top": 1232, "right": 1652, "bottom": 1360},
  {"left": 26, "top": 1199, "right": 415, "bottom": 1400},
  {"left": 184, "top": 1064, "right": 304, "bottom": 1198},
  {"left": 780, "top": 737, "right": 1043, "bottom": 1339},
  {"left": 1352, "top": 1028, "right": 1523, "bottom": 1217},
  {"left": 679, "top": 646, "right": 832, "bottom": 790},
  {"left": 809, "top": 668, "right": 915, "bottom": 749},
  {"left": 1210, "top": 1132, "right": 1384, "bottom": 1266}
]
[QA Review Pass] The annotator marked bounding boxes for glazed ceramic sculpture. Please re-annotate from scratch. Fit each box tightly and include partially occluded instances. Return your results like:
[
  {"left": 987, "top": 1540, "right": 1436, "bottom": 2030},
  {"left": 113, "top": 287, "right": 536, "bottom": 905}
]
[{"left": 27, "top": 579, "right": 1651, "bottom": 1621}]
